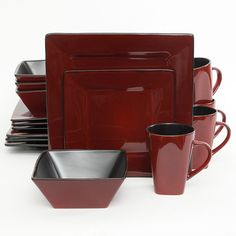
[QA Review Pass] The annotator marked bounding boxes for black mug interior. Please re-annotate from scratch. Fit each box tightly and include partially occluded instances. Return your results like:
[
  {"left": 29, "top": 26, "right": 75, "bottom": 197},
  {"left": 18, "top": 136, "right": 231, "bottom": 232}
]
[
  {"left": 147, "top": 123, "right": 194, "bottom": 136},
  {"left": 193, "top": 106, "right": 216, "bottom": 116},
  {"left": 194, "top": 58, "right": 210, "bottom": 69}
]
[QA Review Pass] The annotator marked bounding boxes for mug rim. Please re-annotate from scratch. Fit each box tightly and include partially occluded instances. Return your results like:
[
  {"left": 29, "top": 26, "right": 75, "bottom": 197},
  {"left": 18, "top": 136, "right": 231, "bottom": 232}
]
[
  {"left": 194, "top": 57, "right": 211, "bottom": 69},
  {"left": 194, "top": 99, "right": 215, "bottom": 106},
  {"left": 146, "top": 123, "right": 195, "bottom": 137}
]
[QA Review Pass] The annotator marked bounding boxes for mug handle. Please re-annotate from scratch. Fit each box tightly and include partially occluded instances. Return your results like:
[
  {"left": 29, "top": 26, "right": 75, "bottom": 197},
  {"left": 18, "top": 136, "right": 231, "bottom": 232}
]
[
  {"left": 188, "top": 140, "right": 212, "bottom": 179},
  {"left": 212, "top": 67, "right": 222, "bottom": 95},
  {"left": 212, "top": 121, "right": 231, "bottom": 155},
  {"left": 214, "top": 109, "right": 226, "bottom": 137}
]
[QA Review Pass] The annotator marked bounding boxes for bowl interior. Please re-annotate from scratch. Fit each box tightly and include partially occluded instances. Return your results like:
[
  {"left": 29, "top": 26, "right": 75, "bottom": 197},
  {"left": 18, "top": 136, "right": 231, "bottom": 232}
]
[
  {"left": 16, "top": 61, "right": 45, "bottom": 75},
  {"left": 33, "top": 150, "right": 127, "bottom": 179}
]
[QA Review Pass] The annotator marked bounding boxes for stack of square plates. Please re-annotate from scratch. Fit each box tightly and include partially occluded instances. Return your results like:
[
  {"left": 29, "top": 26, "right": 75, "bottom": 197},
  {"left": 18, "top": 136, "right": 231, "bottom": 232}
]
[{"left": 5, "top": 100, "right": 48, "bottom": 148}]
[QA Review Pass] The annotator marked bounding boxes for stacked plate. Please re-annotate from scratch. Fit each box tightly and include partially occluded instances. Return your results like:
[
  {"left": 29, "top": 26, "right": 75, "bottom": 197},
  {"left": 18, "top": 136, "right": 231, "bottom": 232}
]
[
  {"left": 15, "top": 60, "right": 46, "bottom": 117},
  {"left": 5, "top": 100, "right": 48, "bottom": 148}
]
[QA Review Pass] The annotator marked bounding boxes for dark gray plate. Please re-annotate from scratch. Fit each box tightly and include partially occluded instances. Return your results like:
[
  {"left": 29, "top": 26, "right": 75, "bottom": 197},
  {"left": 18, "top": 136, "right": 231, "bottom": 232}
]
[
  {"left": 6, "top": 137, "right": 48, "bottom": 142},
  {"left": 12, "top": 126, "right": 47, "bottom": 131},
  {"left": 12, "top": 121, "right": 47, "bottom": 126},
  {"left": 6, "top": 128, "right": 48, "bottom": 138},
  {"left": 5, "top": 142, "right": 48, "bottom": 147}
]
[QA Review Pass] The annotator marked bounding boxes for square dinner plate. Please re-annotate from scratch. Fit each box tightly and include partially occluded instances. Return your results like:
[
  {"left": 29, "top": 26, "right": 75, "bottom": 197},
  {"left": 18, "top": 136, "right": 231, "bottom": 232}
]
[
  {"left": 46, "top": 34, "right": 194, "bottom": 150},
  {"left": 12, "top": 121, "right": 47, "bottom": 126},
  {"left": 64, "top": 69, "right": 175, "bottom": 176},
  {"left": 6, "top": 129, "right": 48, "bottom": 139},
  {"left": 5, "top": 142, "right": 48, "bottom": 148}
]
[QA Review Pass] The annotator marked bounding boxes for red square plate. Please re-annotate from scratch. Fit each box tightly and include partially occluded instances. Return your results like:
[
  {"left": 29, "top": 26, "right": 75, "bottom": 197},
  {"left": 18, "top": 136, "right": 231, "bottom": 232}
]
[
  {"left": 64, "top": 69, "right": 175, "bottom": 176},
  {"left": 46, "top": 34, "right": 194, "bottom": 151}
]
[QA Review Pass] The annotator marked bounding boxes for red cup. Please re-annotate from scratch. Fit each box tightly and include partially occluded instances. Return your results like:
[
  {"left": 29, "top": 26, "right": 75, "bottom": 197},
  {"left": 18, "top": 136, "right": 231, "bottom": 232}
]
[
  {"left": 194, "top": 99, "right": 225, "bottom": 137},
  {"left": 194, "top": 100, "right": 226, "bottom": 136},
  {"left": 194, "top": 58, "right": 222, "bottom": 104},
  {"left": 192, "top": 106, "right": 231, "bottom": 170},
  {"left": 147, "top": 123, "right": 212, "bottom": 195}
]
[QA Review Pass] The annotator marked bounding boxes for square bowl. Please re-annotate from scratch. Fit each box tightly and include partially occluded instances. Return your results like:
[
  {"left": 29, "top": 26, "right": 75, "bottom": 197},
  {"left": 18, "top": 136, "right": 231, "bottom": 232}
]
[
  {"left": 16, "top": 82, "right": 46, "bottom": 91},
  {"left": 15, "top": 60, "right": 45, "bottom": 83},
  {"left": 11, "top": 100, "right": 47, "bottom": 122},
  {"left": 32, "top": 150, "right": 127, "bottom": 208},
  {"left": 16, "top": 89, "right": 46, "bottom": 117}
]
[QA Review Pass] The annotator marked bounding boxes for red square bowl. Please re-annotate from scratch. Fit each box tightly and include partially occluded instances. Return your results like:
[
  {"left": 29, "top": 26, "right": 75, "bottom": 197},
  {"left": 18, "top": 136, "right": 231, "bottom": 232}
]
[
  {"left": 16, "top": 90, "right": 46, "bottom": 117},
  {"left": 16, "top": 82, "right": 46, "bottom": 91},
  {"left": 32, "top": 150, "right": 127, "bottom": 208},
  {"left": 15, "top": 60, "right": 45, "bottom": 83}
]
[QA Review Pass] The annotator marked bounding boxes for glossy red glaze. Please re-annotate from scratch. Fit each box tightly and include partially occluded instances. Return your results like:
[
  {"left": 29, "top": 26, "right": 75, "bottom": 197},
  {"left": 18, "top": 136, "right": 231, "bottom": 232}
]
[
  {"left": 147, "top": 124, "right": 211, "bottom": 195},
  {"left": 16, "top": 82, "right": 46, "bottom": 91},
  {"left": 16, "top": 75, "right": 45, "bottom": 83},
  {"left": 16, "top": 90, "right": 46, "bottom": 117},
  {"left": 11, "top": 100, "right": 47, "bottom": 122},
  {"left": 64, "top": 70, "right": 175, "bottom": 175},
  {"left": 32, "top": 179, "right": 124, "bottom": 208},
  {"left": 214, "top": 110, "right": 226, "bottom": 137},
  {"left": 194, "top": 99, "right": 215, "bottom": 108},
  {"left": 192, "top": 107, "right": 231, "bottom": 169},
  {"left": 194, "top": 58, "right": 222, "bottom": 103},
  {"left": 193, "top": 100, "right": 227, "bottom": 136},
  {"left": 46, "top": 34, "right": 194, "bottom": 162}
]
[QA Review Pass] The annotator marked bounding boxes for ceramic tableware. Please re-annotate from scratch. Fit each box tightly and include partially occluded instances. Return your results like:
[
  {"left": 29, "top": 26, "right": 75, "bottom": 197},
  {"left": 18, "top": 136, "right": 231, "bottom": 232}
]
[
  {"left": 16, "top": 82, "right": 46, "bottom": 91},
  {"left": 194, "top": 100, "right": 226, "bottom": 136},
  {"left": 16, "top": 90, "right": 46, "bottom": 117},
  {"left": 194, "top": 57, "right": 222, "bottom": 104},
  {"left": 194, "top": 99, "right": 216, "bottom": 108},
  {"left": 147, "top": 123, "right": 211, "bottom": 195},
  {"left": 12, "top": 121, "right": 47, "bottom": 126},
  {"left": 15, "top": 60, "right": 45, "bottom": 83},
  {"left": 6, "top": 128, "right": 48, "bottom": 139},
  {"left": 64, "top": 69, "right": 175, "bottom": 176},
  {"left": 46, "top": 34, "right": 194, "bottom": 167},
  {"left": 11, "top": 100, "right": 47, "bottom": 122},
  {"left": 32, "top": 150, "right": 127, "bottom": 208},
  {"left": 191, "top": 106, "right": 231, "bottom": 169},
  {"left": 12, "top": 126, "right": 47, "bottom": 131},
  {"left": 5, "top": 141, "right": 48, "bottom": 147}
]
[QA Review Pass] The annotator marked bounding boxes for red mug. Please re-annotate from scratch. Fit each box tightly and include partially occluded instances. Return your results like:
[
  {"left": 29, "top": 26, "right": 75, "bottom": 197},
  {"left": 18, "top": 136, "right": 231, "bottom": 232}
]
[
  {"left": 192, "top": 106, "right": 231, "bottom": 169},
  {"left": 147, "top": 123, "right": 211, "bottom": 195},
  {"left": 194, "top": 99, "right": 216, "bottom": 109},
  {"left": 194, "top": 100, "right": 226, "bottom": 136},
  {"left": 194, "top": 58, "right": 222, "bottom": 104}
]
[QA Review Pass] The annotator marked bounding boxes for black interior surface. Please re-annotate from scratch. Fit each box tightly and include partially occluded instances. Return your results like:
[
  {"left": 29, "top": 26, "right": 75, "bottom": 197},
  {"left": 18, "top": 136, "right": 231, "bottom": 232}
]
[
  {"left": 33, "top": 150, "right": 127, "bottom": 179},
  {"left": 194, "top": 58, "right": 210, "bottom": 68},
  {"left": 193, "top": 106, "right": 215, "bottom": 116},
  {"left": 148, "top": 123, "right": 194, "bottom": 135}
]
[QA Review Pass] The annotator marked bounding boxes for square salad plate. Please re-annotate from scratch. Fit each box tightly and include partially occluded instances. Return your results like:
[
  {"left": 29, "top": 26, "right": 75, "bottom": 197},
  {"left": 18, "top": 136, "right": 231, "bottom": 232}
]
[{"left": 63, "top": 69, "right": 175, "bottom": 176}]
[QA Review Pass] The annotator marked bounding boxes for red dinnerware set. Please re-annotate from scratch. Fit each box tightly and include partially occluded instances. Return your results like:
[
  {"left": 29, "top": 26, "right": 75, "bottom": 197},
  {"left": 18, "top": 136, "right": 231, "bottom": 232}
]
[{"left": 5, "top": 34, "right": 231, "bottom": 208}]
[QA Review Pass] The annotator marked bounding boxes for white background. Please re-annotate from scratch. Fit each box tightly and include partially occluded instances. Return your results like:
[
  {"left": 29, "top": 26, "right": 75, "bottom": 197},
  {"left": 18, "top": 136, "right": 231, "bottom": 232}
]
[{"left": 0, "top": 0, "right": 235, "bottom": 235}]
